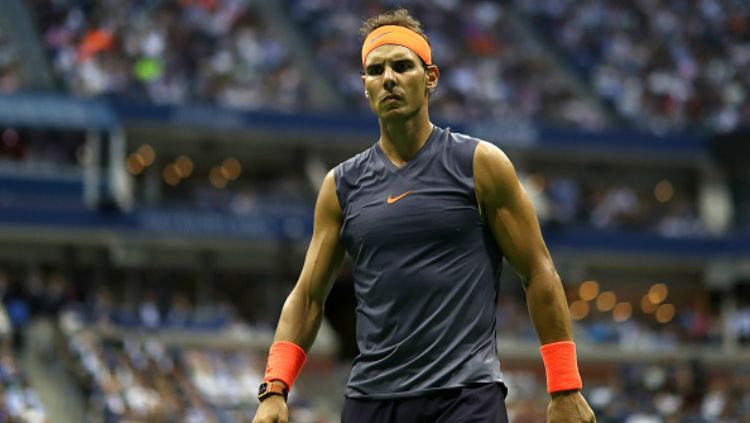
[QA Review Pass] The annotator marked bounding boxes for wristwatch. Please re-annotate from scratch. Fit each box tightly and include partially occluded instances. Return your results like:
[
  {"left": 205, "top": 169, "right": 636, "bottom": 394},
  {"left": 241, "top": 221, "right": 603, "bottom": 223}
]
[{"left": 258, "top": 380, "right": 289, "bottom": 402}]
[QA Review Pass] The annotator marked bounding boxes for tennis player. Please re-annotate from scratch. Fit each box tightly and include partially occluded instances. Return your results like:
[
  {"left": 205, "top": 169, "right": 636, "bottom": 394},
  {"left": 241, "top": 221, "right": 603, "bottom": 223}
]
[{"left": 253, "top": 8, "right": 596, "bottom": 423}]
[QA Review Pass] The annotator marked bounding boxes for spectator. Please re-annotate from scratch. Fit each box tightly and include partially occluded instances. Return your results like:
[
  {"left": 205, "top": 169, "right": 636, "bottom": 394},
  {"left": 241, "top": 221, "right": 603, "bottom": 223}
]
[
  {"left": 31, "top": 0, "right": 308, "bottom": 111},
  {"left": 517, "top": 0, "right": 750, "bottom": 133},
  {"left": 285, "top": 0, "right": 607, "bottom": 128},
  {"left": 0, "top": 27, "right": 22, "bottom": 93}
]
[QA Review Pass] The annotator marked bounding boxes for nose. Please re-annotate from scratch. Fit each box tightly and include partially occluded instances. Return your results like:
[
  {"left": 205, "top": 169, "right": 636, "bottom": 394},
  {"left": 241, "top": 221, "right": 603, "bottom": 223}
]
[{"left": 383, "top": 65, "right": 396, "bottom": 90}]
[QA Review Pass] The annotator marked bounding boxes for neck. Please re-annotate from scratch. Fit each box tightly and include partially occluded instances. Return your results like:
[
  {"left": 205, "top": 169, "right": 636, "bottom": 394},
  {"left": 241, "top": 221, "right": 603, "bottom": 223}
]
[{"left": 378, "top": 109, "right": 433, "bottom": 167}]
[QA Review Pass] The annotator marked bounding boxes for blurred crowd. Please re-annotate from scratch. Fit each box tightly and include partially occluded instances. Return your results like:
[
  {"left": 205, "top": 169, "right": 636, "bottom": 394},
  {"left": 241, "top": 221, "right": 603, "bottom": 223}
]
[
  {"left": 4, "top": 265, "right": 747, "bottom": 355},
  {"left": 1, "top": 1, "right": 748, "bottom": 421},
  {"left": 285, "top": 0, "right": 607, "bottom": 128},
  {"left": 496, "top": 290, "right": 750, "bottom": 350},
  {"left": 62, "top": 330, "right": 750, "bottom": 422},
  {"left": 5, "top": 124, "right": 719, "bottom": 239},
  {"left": 0, "top": 347, "right": 48, "bottom": 423},
  {"left": 0, "top": 27, "right": 22, "bottom": 93},
  {"left": 0, "top": 127, "right": 85, "bottom": 172},
  {"left": 598, "top": 361, "right": 750, "bottom": 422},
  {"left": 0, "top": 272, "right": 48, "bottom": 423},
  {"left": 524, "top": 173, "right": 707, "bottom": 238},
  {"left": 0, "top": 264, "right": 749, "bottom": 421},
  {"left": 73, "top": 287, "right": 236, "bottom": 332},
  {"left": 30, "top": 0, "right": 306, "bottom": 111},
  {"left": 4, "top": 0, "right": 748, "bottom": 134},
  {"left": 521, "top": 170, "right": 708, "bottom": 238},
  {"left": 504, "top": 362, "right": 750, "bottom": 422},
  {"left": 156, "top": 171, "right": 312, "bottom": 215},
  {"left": 498, "top": 292, "right": 750, "bottom": 421},
  {"left": 0, "top": 268, "right": 338, "bottom": 422},
  {"left": 66, "top": 332, "right": 266, "bottom": 423},
  {"left": 65, "top": 327, "right": 342, "bottom": 423},
  {"left": 517, "top": 0, "right": 750, "bottom": 133}
]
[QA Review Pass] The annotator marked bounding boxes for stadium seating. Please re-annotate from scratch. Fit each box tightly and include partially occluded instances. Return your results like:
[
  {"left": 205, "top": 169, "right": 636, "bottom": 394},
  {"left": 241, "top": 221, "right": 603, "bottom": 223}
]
[
  {"left": 0, "top": 1, "right": 748, "bottom": 421},
  {"left": 516, "top": 0, "right": 750, "bottom": 132},
  {"left": 284, "top": 0, "right": 608, "bottom": 128},
  {"left": 28, "top": 0, "right": 307, "bottom": 110}
]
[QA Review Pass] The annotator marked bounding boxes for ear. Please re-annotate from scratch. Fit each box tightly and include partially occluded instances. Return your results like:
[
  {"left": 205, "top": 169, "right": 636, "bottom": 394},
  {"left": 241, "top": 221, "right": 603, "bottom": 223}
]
[
  {"left": 361, "top": 73, "right": 369, "bottom": 98},
  {"left": 425, "top": 64, "right": 439, "bottom": 94}
]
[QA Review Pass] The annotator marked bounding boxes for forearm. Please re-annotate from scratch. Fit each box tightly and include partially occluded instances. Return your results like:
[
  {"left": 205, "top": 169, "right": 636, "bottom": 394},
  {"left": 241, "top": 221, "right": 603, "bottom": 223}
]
[
  {"left": 273, "top": 285, "right": 325, "bottom": 352},
  {"left": 524, "top": 266, "right": 574, "bottom": 345}
]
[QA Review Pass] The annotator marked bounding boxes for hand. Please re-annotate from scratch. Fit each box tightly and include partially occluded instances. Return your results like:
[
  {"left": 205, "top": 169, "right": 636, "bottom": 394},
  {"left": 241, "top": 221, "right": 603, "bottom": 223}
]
[
  {"left": 547, "top": 390, "right": 596, "bottom": 423},
  {"left": 252, "top": 396, "right": 289, "bottom": 423}
]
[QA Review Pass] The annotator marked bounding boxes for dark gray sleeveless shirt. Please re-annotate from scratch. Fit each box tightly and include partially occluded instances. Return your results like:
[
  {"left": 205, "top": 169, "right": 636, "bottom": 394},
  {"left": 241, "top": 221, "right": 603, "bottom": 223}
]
[{"left": 334, "top": 125, "right": 504, "bottom": 399}]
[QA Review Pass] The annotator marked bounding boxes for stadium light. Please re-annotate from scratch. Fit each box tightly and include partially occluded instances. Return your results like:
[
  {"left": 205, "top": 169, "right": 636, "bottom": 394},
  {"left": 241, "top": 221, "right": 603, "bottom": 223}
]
[
  {"left": 641, "top": 295, "right": 658, "bottom": 314},
  {"left": 137, "top": 144, "right": 156, "bottom": 166},
  {"left": 569, "top": 300, "right": 590, "bottom": 320},
  {"left": 647, "top": 283, "right": 668, "bottom": 305},
  {"left": 612, "top": 302, "right": 633, "bottom": 322},
  {"left": 127, "top": 153, "right": 145, "bottom": 175},
  {"left": 175, "top": 155, "right": 194, "bottom": 178},
  {"left": 655, "top": 303, "right": 676, "bottom": 323},
  {"left": 210, "top": 166, "right": 228, "bottom": 189},
  {"left": 595, "top": 291, "right": 617, "bottom": 312},
  {"left": 655, "top": 180, "right": 674, "bottom": 203},
  {"left": 222, "top": 158, "right": 242, "bottom": 181},
  {"left": 579, "top": 280, "right": 600, "bottom": 301},
  {"left": 163, "top": 164, "right": 181, "bottom": 186}
]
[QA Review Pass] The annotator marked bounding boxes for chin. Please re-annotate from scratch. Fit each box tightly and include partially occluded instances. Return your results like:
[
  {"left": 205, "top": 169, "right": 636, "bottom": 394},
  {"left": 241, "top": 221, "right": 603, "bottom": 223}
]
[
  {"left": 378, "top": 110, "right": 408, "bottom": 122},
  {"left": 379, "top": 105, "right": 419, "bottom": 121}
]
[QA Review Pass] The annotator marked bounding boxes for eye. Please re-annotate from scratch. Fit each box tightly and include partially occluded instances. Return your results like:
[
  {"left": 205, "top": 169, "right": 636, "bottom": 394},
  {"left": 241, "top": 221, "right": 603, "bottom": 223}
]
[
  {"left": 366, "top": 65, "right": 383, "bottom": 76},
  {"left": 393, "top": 61, "right": 412, "bottom": 72}
]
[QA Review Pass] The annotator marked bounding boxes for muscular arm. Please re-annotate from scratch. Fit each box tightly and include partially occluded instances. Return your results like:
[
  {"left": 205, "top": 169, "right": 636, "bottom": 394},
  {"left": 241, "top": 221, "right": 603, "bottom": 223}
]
[
  {"left": 473, "top": 141, "right": 571, "bottom": 345},
  {"left": 254, "top": 171, "right": 345, "bottom": 422},
  {"left": 274, "top": 170, "right": 345, "bottom": 351},
  {"left": 474, "top": 142, "right": 595, "bottom": 421}
]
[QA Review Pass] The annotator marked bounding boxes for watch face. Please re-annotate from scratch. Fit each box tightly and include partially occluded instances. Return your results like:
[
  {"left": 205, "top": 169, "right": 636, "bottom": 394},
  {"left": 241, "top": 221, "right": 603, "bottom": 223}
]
[{"left": 258, "top": 382, "right": 268, "bottom": 397}]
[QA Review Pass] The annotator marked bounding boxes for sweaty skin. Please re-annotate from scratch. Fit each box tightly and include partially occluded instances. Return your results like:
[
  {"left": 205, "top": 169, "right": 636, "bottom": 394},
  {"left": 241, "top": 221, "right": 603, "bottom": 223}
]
[
  {"left": 474, "top": 141, "right": 595, "bottom": 422},
  {"left": 252, "top": 42, "right": 595, "bottom": 423},
  {"left": 252, "top": 170, "right": 344, "bottom": 423}
]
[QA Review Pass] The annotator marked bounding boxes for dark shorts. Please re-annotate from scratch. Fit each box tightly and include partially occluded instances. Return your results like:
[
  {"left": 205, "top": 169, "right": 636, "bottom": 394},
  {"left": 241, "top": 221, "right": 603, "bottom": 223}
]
[{"left": 341, "top": 382, "right": 509, "bottom": 423}]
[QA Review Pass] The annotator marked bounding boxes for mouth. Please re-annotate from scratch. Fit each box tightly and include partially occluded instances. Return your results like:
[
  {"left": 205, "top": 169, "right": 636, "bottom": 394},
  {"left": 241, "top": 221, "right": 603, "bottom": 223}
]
[{"left": 381, "top": 94, "right": 401, "bottom": 103}]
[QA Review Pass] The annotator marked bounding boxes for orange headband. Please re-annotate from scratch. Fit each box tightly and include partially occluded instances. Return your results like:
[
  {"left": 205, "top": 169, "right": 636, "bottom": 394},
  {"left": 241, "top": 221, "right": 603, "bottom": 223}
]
[{"left": 361, "top": 25, "right": 432, "bottom": 67}]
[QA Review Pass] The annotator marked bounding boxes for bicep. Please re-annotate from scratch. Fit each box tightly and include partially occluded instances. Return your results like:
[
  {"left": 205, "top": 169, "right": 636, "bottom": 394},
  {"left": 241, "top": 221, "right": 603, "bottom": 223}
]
[
  {"left": 295, "top": 170, "right": 345, "bottom": 303},
  {"left": 474, "top": 142, "right": 553, "bottom": 283}
]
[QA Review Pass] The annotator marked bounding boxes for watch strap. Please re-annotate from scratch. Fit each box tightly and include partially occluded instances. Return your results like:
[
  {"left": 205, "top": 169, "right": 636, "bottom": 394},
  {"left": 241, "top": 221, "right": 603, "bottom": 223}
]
[{"left": 258, "top": 381, "right": 289, "bottom": 401}]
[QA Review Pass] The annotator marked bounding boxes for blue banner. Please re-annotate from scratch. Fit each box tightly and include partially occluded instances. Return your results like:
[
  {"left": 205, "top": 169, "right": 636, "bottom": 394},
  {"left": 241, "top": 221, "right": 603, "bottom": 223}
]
[
  {"left": 0, "top": 92, "right": 116, "bottom": 130},
  {"left": 0, "top": 93, "right": 709, "bottom": 155},
  {"left": 0, "top": 204, "right": 748, "bottom": 257},
  {"left": 110, "top": 98, "right": 708, "bottom": 155},
  {"left": 0, "top": 201, "right": 313, "bottom": 241}
]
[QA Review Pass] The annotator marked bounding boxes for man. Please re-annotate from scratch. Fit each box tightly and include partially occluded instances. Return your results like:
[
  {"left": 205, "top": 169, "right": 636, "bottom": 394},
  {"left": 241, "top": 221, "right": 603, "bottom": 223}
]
[{"left": 253, "top": 8, "right": 596, "bottom": 423}]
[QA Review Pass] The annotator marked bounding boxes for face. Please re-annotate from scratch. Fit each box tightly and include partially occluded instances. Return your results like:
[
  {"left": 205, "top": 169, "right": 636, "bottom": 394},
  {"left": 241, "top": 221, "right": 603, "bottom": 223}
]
[{"left": 362, "top": 44, "right": 439, "bottom": 121}]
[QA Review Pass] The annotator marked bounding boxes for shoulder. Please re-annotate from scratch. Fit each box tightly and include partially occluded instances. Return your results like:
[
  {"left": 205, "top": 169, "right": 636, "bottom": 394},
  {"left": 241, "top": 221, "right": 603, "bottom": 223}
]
[
  {"left": 333, "top": 146, "right": 376, "bottom": 211},
  {"left": 472, "top": 140, "right": 520, "bottom": 204},
  {"left": 441, "top": 127, "right": 480, "bottom": 153},
  {"left": 318, "top": 169, "right": 343, "bottom": 219},
  {"left": 435, "top": 127, "right": 480, "bottom": 172},
  {"left": 335, "top": 147, "right": 374, "bottom": 179},
  {"left": 473, "top": 140, "right": 514, "bottom": 174},
  {"left": 446, "top": 128, "right": 480, "bottom": 145}
]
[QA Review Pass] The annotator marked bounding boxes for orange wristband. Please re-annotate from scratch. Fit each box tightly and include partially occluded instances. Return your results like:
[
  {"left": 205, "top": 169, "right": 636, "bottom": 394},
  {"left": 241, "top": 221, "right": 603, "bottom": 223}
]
[
  {"left": 539, "top": 341, "right": 583, "bottom": 393},
  {"left": 264, "top": 341, "right": 307, "bottom": 390}
]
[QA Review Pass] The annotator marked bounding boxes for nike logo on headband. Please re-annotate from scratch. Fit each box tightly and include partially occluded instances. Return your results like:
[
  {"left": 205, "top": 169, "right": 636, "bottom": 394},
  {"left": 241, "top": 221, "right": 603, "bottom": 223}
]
[{"left": 370, "top": 31, "right": 393, "bottom": 44}]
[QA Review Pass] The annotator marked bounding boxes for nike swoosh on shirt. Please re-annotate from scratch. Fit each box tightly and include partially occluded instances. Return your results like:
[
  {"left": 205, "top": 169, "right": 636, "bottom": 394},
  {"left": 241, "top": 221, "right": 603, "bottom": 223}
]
[{"left": 386, "top": 190, "right": 414, "bottom": 204}]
